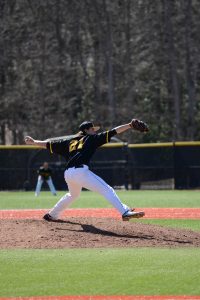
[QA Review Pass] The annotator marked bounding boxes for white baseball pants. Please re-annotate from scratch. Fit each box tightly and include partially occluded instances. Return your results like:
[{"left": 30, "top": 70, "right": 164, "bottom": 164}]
[
  {"left": 35, "top": 176, "right": 57, "bottom": 196},
  {"left": 49, "top": 165, "right": 129, "bottom": 218}
]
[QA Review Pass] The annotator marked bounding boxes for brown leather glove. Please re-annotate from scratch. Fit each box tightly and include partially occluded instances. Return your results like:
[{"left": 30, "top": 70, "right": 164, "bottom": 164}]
[{"left": 129, "top": 119, "right": 149, "bottom": 132}]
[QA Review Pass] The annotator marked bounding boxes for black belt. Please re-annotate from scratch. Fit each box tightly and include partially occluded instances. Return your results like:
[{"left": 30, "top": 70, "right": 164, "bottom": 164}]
[{"left": 67, "top": 164, "right": 84, "bottom": 170}]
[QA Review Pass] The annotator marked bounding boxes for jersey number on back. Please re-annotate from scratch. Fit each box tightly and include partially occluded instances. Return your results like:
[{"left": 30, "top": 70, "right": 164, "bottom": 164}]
[{"left": 69, "top": 138, "right": 84, "bottom": 152}]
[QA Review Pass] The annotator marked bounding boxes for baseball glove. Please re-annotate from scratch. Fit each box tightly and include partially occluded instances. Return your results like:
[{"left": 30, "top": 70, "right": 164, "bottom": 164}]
[{"left": 130, "top": 119, "right": 149, "bottom": 132}]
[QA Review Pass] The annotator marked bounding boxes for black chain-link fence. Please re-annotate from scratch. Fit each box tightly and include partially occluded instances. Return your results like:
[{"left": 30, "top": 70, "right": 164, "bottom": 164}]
[{"left": 0, "top": 142, "right": 200, "bottom": 190}]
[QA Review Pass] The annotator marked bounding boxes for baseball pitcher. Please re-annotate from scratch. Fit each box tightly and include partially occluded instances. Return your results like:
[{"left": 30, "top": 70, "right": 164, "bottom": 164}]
[{"left": 25, "top": 119, "right": 148, "bottom": 221}]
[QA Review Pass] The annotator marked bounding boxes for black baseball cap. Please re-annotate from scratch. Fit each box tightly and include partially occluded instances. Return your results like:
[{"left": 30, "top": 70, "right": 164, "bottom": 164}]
[{"left": 79, "top": 121, "right": 100, "bottom": 132}]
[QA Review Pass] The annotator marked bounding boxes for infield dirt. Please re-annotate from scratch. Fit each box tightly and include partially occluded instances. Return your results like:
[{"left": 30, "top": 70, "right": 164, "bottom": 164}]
[{"left": 1, "top": 217, "right": 200, "bottom": 249}]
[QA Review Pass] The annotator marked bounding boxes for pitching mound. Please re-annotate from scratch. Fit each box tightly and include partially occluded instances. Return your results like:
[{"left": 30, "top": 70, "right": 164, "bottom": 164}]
[{"left": 0, "top": 217, "right": 200, "bottom": 249}]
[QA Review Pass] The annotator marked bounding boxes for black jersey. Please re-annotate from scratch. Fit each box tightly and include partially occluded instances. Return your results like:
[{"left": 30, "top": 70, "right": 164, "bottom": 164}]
[
  {"left": 38, "top": 167, "right": 52, "bottom": 180},
  {"left": 46, "top": 129, "right": 117, "bottom": 168}
]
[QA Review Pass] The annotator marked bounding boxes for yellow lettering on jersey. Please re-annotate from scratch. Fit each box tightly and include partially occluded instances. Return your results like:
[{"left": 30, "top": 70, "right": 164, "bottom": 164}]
[
  {"left": 77, "top": 137, "right": 84, "bottom": 149},
  {"left": 69, "top": 140, "right": 79, "bottom": 152},
  {"left": 69, "top": 138, "right": 84, "bottom": 152}
]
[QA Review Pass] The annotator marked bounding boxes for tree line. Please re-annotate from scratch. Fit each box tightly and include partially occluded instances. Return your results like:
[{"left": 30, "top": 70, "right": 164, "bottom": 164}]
[{"left": 0, "top": 0, "right": 200, "bottom": 144}]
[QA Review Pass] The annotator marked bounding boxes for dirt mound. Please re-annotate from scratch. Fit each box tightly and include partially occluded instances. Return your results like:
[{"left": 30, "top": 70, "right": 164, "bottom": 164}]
[{"left": 1, "top": 218, "right": 200, "bottom": 249}]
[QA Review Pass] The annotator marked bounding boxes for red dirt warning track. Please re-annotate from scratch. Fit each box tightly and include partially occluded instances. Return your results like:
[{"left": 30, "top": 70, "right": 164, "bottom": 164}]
[{"left": 0, "top": 208, "right": 199, "bottom": 219}]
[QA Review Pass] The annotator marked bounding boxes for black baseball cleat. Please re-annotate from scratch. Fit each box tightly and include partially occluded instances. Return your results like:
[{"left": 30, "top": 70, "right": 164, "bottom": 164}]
[
  {"left": 122, "top": 210, "right": 145, "bottom": 221},
  {"left": 43, "top": 213, "right": 57, "bottom": 222}
]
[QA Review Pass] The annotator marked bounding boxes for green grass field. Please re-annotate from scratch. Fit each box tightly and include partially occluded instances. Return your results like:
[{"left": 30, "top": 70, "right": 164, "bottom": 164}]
[
  {"left": 1, "top": 248, "right": 200, "bottom": 297},
  {"left": 0, "top": 189, "right": 200, "bottom": 209},
  {"left": 0, "top": 190, "right": 200, "bottom": 297}
]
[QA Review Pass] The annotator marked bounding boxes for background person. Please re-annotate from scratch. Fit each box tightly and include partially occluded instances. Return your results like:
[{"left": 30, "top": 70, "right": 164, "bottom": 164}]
[{"left": 35, "top": 162, "right": 57, "bottom": 196}]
